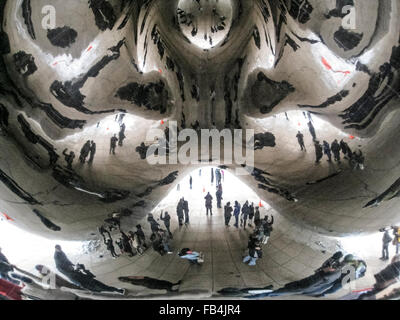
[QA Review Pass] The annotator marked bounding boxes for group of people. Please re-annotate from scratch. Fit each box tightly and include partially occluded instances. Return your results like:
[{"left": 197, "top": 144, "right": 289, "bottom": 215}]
[
  {"left": 99, "top": 221, "right": 148, "bottom": 259},
  {"left": 62, "top": 140, "right": 96, "bottom": 170},
  {"left": 296, "top": 130, "right": 365, "bottom": 170}
]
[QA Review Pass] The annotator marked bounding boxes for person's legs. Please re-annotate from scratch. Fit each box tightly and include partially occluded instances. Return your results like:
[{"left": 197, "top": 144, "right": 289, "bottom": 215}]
[
  {"left": 248, "top": 257, "right": 257, "bottom": 266},
  {"left": 243, "top": 255, "right": 251, "bottom": 263}
]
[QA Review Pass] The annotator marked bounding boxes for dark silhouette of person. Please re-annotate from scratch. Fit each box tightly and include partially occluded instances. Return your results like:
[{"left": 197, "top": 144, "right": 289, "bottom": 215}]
[
  {"left": 88, "top": 141, "right": 96, "bottom": 164},
  {"left": 211, "top": 168, "right": 214, "bottom": 184},
  {"left": 215, "top": 169, "right": 222, "bottom": 186},
  {"left": 314, "top": 141, "right": 323, "bottom": 164},
  {"left": 296, "top": 131, "right": 306, "bottom": 151},
  {"left": 233, "top": 201, "right": 241, "bottom": 228},
  {"left": 189, "top": 176, "right": 193, "bottom": 190},
  {"left": 331, "top": 139, "right": 341, "bottom": 162},
  {"left": 340, "top": 139, "right": 350, "bottom": 159},
  {"left": 176, "top": 199, "right": 184, "bottom": 226},
  {"left": 248, "top": 202, "right": 255, "bottom": 227},
  {"left": 308, "top": 121, "right": 317, "bottom": 141},
  {"left": 120, "top": 231, "right": 135, "bottom": 257},
  {"left": 79, "top": 141, "right": 91, "bottom": 163},
  {"left": 118, "top": 123, "right": 126, "bottom": 147},
  {"left": 119, "top": 276, "right": 182, "bottom": 292},
  {"left": 205, "top": 192, "right": 213, "bottom": 216},
  {"left": 183, "top": 198, "right": 190, "bottom": 224},
  {"left": 147, "top": 214, "right": 160, "bottom": 233},
  {"left": 135, "top": 225, "right": 147, "bottom": 248},
  {"left": 216, "top": 184, "right": 223, "bottom": 209},
  {"left": 381, "top": 230, "right": 393, "bottom": 261},
  {"left": 54, "top": 245, "right": 75, "bottom": 274},
  {"left": 110, "top": 134, "right": 118, "bottom": 155},
  {"left": 160, "top": 211, "right": 172, "bottom": 237},
  {"left": 323, "top": 141, "right": 332, "bottom": 162},
  {"left": 241, "top": 201, "right": 250, "bottom": 229},
  {"left": 224, "top": 202, "right": 233, "bottom": 226},
  {"left": 62, "top": 149, "right": 75, "bottom": 170}
]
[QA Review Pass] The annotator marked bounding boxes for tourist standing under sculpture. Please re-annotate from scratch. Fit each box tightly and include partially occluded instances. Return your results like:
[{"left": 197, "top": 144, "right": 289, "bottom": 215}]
[
  {"left": 160, "top": 211, "right": 172, "bottom": 236},
  {"left": 88, "top": 141, "right": 96, "bottom": 164},
  {"left": 296, "top": 131, "right": 306, "bottom": 151},
  {"left": 323, "top": 141, "right": 332, "bottom": 162},
  {"left": 205, "top": 192, "right": 213, "bottom": 216},
  {"left": 314, "top": 141, "right": 323, "bottom": 164},
  {"left": 224, "top": 202, "right": 233, "bottom": 226},
  {"left": 216, "top": 184, "right": 223, "bottom": 209},
  {"left": 62, "top": 149, "right": 75, "bottom": 170},
  {"left": 177, "top": 199, "right": 184, "bottom": 226},
  {"left": 243, "top": 235, "right": 262, "bottom": 266},
  {"left": 331, "top": 139, "right": 341, "bottom": 163},
  {"left": 381, "top": 230, "right": 392, "bottom": 261},
  {"left": 233, "top": 201, "right": 241, "bottom": 228},
  {"left": 183, "top": 198, "right": 190, "bottom": 224},
  {"left": 110, "top": 134, "right": 118, "bottom": 155},
  {"left": 241, "top": 201, "right": 249, "bottom": 229}
]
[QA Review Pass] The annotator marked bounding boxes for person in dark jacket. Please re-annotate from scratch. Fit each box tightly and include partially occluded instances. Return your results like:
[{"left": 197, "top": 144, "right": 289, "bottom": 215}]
[
  {"left": 205, "top": 192, "right": 213, "bottom": 216},
  {"left": 88, "top": 141, "right": 96, "bottom": 164},
  {"left": 54, "top": 245, "right": 75, "bottom": 274},
  {"left": 110, "top": 134, "right": 118, "bottom": 155},
  {"left": 323, "top": 141, "right": 332, "bottom": 162},
  {"left": 216, "top": 185, "right": 223, "bottom": 209},
  {"left": 248, "top": 203, "right": 255, "bottom": 227},
  {"left": 176, "top": 199, "right": 185, "bottom": 226},
  {"left": 243, "top": 235, "right": 262, "bottom": 266},
  {"left": 135, "top": 225, "right": 147, "bottom": 248},
  {"left": 183, "top": 198, "right": 190, "bottom": 224},
  {"left": 224, "top": 202, "right": 233, "bottom": 226},
  {"left": 241, "top": 201, "right": 249, "bottom": 229},
  {"left": 160, "top": 211, "right": 172, "bottom": 236},
  {"left": 147, "top": 214, "right": 160, "bottom": 232},
  {"left": 62, "top": 149, "right": 75, "bottom": 170},
  {"left": 381, "top": 230, "right": 393, "bottom": 261},
  {"left": 331, "top": 139, "right": 341, "bottom": 163},
  {"left": 233, "top": 201, "right": 241, "bottom": 228},
  {"left": 314, "top": 141, "right": 323, "bottom": 164},
  {"left": 296, "top": 131, "right": 306, "bottom": 151}
]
